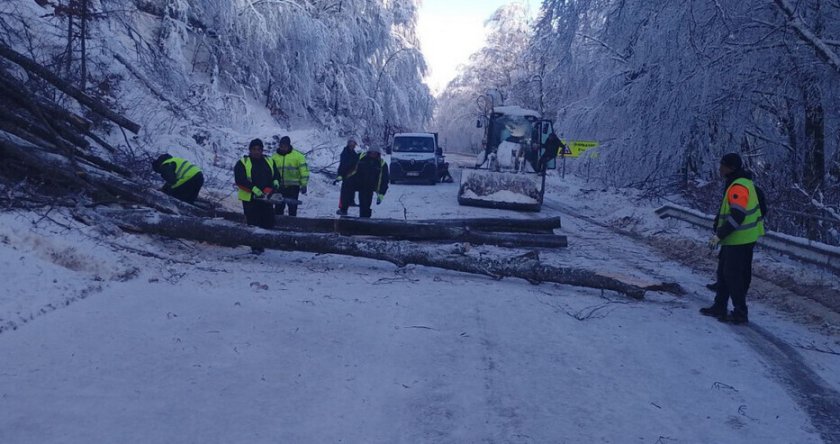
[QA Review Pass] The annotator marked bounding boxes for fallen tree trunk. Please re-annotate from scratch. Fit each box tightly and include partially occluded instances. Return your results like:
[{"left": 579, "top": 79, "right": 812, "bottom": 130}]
[
  {"left": 412, "top": 216, "right": 561, "bottom": 233},
  {"left": 212, "top": 211, "right": 567, "bottom": 248},
  {"left": 112, "top": 211, "right": 657, "bottom": 298}
]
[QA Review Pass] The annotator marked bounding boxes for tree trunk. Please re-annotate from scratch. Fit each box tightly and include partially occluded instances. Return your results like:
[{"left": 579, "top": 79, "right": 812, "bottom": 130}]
[
  {"left": 80, "top": 0, "right": 88, "bottom": 91},
  {"left": 803, "top": 82, "right": 825, "bottom": 240},
  {"left": 804, "top": 83, "right": 825, "bottom": 193},
  {"left": 211, "top": 210, "right": 566, "bottom": 248},
  {"left": 111, "top": 211, "right": 662, "bottom": 299}
]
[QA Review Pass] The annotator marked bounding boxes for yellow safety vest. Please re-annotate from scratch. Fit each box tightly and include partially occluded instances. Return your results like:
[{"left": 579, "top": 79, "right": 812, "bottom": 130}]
[
  {"left": 162, "top": 157, "right": 200, "bottom": 189},
  {"left": 237, "top": 156, "right": 275, "bottom": 202},
  {"left": 271, "top": 149, "right": 310, "bottom": 187},
  {"left": 717, "top": 177, "right": 765, "bottom": 245}
]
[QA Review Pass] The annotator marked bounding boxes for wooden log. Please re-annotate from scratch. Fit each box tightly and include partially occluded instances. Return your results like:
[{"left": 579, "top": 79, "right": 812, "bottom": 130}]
[
  {"left": 0, "top": 104, "right": 90, "bottom": 150},
  {"left": 0, "top": 71, "right": 93, "bottom": 132},
  {"left": 413, "top": 216, "right": 561, "bottom": 233},
  {"left": 211, "top": 210, "right": 567, "bottom": 248},
  {"left": 0, "top": 109, "right": 132, "bottom": 178},
  {"left": 112, "top": 211, "right": 649, "bottom": 298},
  {"left": 0, "top": 43, "right": 141, "bottom": 133},
  {"left": 0, "top": 68, "right": 119, "bottom": 156}
]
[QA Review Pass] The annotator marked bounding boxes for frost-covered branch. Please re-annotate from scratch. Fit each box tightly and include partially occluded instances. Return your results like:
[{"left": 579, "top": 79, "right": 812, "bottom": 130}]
[{"left": 771, "top": 0, "right": 840, "bottom": 74}]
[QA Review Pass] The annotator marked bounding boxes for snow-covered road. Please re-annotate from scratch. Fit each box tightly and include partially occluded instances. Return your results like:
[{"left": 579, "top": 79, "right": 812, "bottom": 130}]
[{"left": 1, "top": 169, "right": 839, "bottom": 443}]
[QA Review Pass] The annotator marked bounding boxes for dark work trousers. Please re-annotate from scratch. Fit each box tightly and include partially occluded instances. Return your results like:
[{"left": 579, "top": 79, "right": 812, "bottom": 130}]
[
  {"left": 358, "top": 190, "right": 375, "bottom": 218},
  {"left": 338, "top": 182, "right": 356, "bottom": 213},
  {"left": 713, "top": 243, "right": 755, "bottom": 316},
  {"left": 242, "top": 200, "right": 274, "bottom": 229},
  {"left": 165, "top": 172, "right": 204, "bottom": 204},
  {"left": 274, "top": 185, "right": 301, "bottom": 216}
]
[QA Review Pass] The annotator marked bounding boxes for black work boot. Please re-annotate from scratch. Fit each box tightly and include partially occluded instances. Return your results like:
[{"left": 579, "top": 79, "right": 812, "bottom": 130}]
[{"left": 699, "top": 305, "right": 726, "bottom": 319}]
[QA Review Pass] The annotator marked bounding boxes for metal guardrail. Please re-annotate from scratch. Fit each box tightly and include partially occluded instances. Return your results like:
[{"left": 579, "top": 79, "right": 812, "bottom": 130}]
[{"left": 655, "top": 204, "right": 840, "bottom": 273}]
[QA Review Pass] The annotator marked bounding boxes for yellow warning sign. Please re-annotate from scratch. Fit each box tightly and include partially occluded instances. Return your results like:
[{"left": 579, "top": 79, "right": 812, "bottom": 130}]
[{"left": 558, "top": 140, "right": 598, "bottom": 158}]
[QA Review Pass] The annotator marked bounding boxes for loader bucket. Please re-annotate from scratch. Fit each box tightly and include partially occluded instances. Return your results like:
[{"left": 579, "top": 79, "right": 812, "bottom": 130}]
[{"left": 457, "top": 169, "right": 543, "bottom": 212}]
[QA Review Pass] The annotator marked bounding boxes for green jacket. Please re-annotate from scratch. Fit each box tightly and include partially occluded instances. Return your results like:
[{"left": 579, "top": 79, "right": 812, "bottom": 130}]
[{"left": 271, "top": 148, "right": 310, "bottom": 187}]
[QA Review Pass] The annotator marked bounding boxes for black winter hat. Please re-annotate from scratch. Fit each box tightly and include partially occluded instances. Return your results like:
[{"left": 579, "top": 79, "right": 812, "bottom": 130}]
[
  {"left": 720, "top": 153, "right": 742, "bottom": 171},
  {"left": 152, "top": 153, "right": 172, "bottom": 172},
  {"left": 249, "top": 138, "right": 264, "bottom": 149},
  {"left": 278, "top": 136, "right": 291, "bottom": 146}
]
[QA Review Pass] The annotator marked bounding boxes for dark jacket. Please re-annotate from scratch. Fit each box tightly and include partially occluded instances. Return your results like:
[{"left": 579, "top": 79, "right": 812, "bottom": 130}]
[
  {"left": 354, "top": 153, "right": 389, "bottom": 194},
  {"left": 538, "top": 133, "right": 563, "bottom": 171},
  {"left": 156, "top": 161, "right": 179, "bottom": 190},
  {"left": 337, "top": 145, "right": 359, "bottom": 179},
  {"left": 234, "top": 155, "right": 276, "bottom": 192}
]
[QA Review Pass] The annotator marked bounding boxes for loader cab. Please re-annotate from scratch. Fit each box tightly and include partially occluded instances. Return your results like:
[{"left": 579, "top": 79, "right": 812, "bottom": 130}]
[
  {"left": 388, "top": 132, "right": 440, "bottom": 185},
  {"left": 482, "top": 106, "right": 555, "bottom": 172}
]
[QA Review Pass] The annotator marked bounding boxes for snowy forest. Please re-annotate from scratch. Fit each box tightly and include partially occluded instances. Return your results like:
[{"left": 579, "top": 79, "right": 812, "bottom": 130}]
[
  {"left": 436, "top": 0, "right": 840, "bottom": 244},
  {"left": 0, "top": 0, "right": 432, "bottom": 150},
  {"left": 0, "top": 0, "right": 838, "bottom": 243}
]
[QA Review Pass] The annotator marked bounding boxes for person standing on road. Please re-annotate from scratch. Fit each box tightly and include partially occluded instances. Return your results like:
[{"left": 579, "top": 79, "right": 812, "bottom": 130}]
[
  {"left": 234, "top": 138, "right": 276, "bottom": 253},
  {"left": 353, "top": 145, "right": 389, "bottom": 218},
  {"left": 700, "top": 153, "right": 765, "bottom": 324},
  {"left": 537, "top": 132, "right": 563, "bottom": 173},
  {"left": 152, "top": 153, "right": 204, "bottom": 204},
  {"left": 335, "top": 138, "right": 360, "bottom": 215},
  {"left": 271, "top": 135, "right": 310, "bottom": 217}
]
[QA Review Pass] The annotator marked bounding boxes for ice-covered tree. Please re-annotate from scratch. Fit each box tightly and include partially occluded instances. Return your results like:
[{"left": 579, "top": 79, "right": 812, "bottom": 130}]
[
  {"left": 525, "top": 0, "right": 839, "bottom": 241},
  {"left": 434, "top": 2, "right": 534, "bottom": 153}
]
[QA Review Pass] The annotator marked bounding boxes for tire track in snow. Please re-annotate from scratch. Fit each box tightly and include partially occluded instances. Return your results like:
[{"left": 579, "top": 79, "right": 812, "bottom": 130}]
[{"left": 542, "top": 198, "right": 840, "bottom": 443}]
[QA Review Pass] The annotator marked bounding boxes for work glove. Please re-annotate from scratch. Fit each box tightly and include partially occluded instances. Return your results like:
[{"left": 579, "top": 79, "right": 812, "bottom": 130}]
[
  {"left": 273, "top": 180, "right": 280, "bottom": 189},
  {"left": 707, "top": 235, "right": 720, "bottom": 250},
  {"left": 333, "top": 176, "right": 342, "bottom": 185},
  {"left": 376, "top": 193, "right": 384, "bottom": 205},
  {"left": 251, "top": 186, "right": 264, "bottom": 198},
  {"left": 300, "top": 186, "right": 308, "bottom": 195}
]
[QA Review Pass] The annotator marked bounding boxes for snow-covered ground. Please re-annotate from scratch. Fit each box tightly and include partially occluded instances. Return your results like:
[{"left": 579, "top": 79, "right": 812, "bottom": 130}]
[{"left": 1, "top": 147, "right": 839, "bottom": 444}]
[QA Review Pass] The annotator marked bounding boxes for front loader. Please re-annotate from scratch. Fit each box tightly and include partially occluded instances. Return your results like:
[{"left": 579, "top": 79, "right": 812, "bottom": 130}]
[{"left": 457, "top": 105, "right": 555, "bottom": 212}]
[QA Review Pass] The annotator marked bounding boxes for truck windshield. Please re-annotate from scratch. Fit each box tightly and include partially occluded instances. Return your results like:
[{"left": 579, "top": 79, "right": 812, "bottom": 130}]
[{"left": 393, "top": 137, "right": 434, "bottom": 153}]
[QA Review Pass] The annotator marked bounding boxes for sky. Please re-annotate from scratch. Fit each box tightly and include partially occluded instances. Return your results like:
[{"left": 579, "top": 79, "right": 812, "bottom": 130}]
[{"left": 417, "top": 0, "right": 539, "bottom": 95}]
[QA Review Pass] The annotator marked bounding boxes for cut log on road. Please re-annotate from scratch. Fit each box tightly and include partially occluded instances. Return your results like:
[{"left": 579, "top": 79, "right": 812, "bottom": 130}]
[
  {"left": 112, "top": 211, "right": 653, "bottom": 298},
  {"left": 413, "top": 216, "right": 561, "bottom": 233},
  {"left": 212, "top": 211, "right": 567, "bottom": 248}
]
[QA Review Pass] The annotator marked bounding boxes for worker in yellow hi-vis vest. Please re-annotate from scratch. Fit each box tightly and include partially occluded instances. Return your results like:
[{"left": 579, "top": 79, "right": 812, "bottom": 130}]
[
  {"left": 271, "top": 135, "right": 310, "bottom": 217},
  {"left": 152, "top": 154, "right": 204, "bottom": 204},
  {"left": 234, "top": 138, "right": 277, "bottom": 254},
  {"left": 700, "top": 153, "right": 765, "bottom": 325}
]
